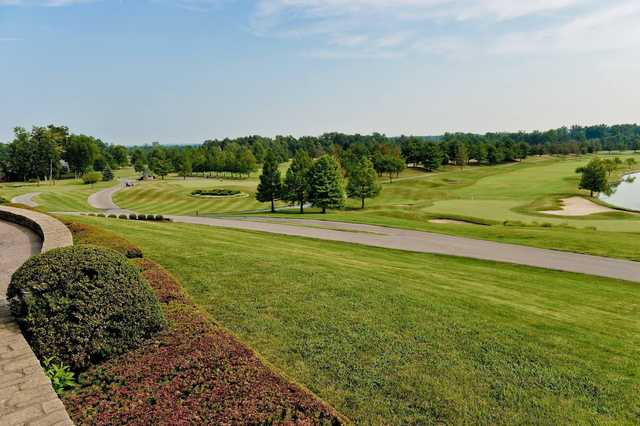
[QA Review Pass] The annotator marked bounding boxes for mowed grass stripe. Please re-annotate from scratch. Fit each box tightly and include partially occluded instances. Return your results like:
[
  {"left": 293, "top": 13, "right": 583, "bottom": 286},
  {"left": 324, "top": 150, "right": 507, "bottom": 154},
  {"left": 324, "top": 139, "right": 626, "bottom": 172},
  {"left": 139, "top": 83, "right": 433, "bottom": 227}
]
[{"left": 70, "top": 215, "right": 640, "bottom": 425}]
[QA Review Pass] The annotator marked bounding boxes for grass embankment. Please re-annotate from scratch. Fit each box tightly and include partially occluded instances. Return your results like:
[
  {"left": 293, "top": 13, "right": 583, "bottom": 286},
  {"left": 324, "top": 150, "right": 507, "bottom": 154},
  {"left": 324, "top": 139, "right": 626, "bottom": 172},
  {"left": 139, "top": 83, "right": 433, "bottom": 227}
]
[
  {"left": 62, "top": 220, "right": 342, "bottom": 425},
  {"left": 66, "top": 215, "right": 640, "bottom": 425}
]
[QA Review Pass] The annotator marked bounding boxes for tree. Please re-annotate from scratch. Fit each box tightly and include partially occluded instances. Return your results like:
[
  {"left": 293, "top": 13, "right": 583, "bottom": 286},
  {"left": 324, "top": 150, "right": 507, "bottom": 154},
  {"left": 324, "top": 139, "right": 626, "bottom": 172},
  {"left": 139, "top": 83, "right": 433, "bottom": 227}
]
[
  {"left": 255, "top": 151, "right": 282, "bottom": 213},
  {"left": 308, "top": 155, "right": 346, "bottom": 214},
  {"left": 150, "top": 158, "right": 171, "bottom": 180},
  {"left": 237, "top": 148, "right": 258, "bottom": 177},
  {"left": 82, "top": 170, "right": 102, "bottom": 186},
  {"left": 576, "top": 158, "right": 608, "bottom": 196},
  {"left": 453, "top": 141, "right": 468, "bottom": 170},
  {"left": 283, "top": 150, "right": 313, "bottom": 213},
  {"left": 102, "top": 166, "right": 114, "bottom": 182},
  {"left": 419, "top": 142, "right": 443, "bottom": 172},
  {"left": 347, "top": 157, "right": 381, "bottom": 209},
  {"left": 625, "top": 157, "right": 637, "bottom": 168},
  {"left": 179, "top": 151, "right": 192, "bottom": 180}
]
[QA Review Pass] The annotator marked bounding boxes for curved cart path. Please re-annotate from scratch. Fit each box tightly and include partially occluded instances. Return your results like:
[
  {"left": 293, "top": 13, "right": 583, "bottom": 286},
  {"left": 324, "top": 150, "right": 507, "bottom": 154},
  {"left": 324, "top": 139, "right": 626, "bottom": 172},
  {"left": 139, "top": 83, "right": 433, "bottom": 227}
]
[
  {"left": 167, "top": 215, "right": 640, "bottom": 283},
  {"left": 84, "top": 188, "right": 640, "bottom": 282},
  {"left": 88, "top": 181, "right": 132, "bottom": 214},
  {"left": 10, "top": 192, "right": 41, "bottom": 208},
  {"left": 0, "top": 221, "right": 41, "bottom": 294}
]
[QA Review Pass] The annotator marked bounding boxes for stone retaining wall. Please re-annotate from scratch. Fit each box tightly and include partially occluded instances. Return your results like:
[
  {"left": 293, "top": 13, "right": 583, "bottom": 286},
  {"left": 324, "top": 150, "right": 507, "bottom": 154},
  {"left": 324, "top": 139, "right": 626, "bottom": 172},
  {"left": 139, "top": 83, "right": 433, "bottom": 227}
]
[
  {"left": 0, "top": 207, "right": 73, "bottom": 425},
  {"left": 0, "top": 206, "right": 73, "bottom": 252}
]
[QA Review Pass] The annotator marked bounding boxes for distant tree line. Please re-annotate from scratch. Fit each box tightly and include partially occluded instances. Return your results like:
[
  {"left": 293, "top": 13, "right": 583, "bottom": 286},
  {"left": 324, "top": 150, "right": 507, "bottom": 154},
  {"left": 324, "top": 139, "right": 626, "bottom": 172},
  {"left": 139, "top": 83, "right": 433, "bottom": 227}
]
[
  {"left": 3, "top": 123, "right": 640, "bottom": 183},
  {"left": 0, "top": 125, "right": 128, "bottom": 182}
]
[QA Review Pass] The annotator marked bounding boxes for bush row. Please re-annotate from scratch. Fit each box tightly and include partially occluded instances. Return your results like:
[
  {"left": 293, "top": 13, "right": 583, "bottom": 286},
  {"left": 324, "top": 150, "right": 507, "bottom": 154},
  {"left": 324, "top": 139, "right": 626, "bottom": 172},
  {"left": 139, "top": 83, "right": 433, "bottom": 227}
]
[
  {"left": 191, "top": 188, "right": 241, "bottom": 196},
  {"left": 85, "top": 212, "right": 169, "bottom": 221}
]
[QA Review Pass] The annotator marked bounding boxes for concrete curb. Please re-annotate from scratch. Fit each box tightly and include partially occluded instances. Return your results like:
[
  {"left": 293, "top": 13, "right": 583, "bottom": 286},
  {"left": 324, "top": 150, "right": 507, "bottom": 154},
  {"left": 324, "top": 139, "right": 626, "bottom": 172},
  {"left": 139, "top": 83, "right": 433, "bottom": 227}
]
[{"left": 0, "top": 206, "right": 73, "bottom": 252}]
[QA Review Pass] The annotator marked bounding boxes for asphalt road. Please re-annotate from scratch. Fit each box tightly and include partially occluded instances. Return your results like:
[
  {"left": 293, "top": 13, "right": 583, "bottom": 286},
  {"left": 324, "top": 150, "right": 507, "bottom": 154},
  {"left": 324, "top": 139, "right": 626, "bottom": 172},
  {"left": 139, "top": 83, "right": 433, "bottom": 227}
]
[
  {"left": 167, "top": 215, "right": 640, "bottom": 283},
  {"left": 0, "top": 220, "right": 41, "bottom": 295},
  {"left": 11, "top": 192, "right": 41, "bottom": 207},
  {"left": 87, "top": 181, "right": 131, "bottom": 214}
]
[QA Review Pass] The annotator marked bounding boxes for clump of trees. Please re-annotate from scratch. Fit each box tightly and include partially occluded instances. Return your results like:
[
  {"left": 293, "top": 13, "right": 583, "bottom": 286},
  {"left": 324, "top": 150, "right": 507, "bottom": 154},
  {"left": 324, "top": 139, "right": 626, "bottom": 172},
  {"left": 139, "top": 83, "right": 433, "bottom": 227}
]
[
  {"left": 0, "top": 125, "right": 128, "bottom": 183},
  {"left": 575, "top": 156, "right": 637, "bottom": 196},
  {"left": 256, "top": 150, "right": 381, "bottom": 214}
]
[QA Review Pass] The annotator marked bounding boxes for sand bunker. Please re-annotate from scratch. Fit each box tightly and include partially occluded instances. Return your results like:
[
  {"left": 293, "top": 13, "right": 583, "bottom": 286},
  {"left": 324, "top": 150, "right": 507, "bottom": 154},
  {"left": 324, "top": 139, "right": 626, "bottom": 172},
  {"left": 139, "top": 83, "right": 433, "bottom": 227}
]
[
  {"left": 429, "top": 219, "right": 475, "bottom": 225},
  {"left": 542, "top": 197, "right": 614, "bottom": 216}
]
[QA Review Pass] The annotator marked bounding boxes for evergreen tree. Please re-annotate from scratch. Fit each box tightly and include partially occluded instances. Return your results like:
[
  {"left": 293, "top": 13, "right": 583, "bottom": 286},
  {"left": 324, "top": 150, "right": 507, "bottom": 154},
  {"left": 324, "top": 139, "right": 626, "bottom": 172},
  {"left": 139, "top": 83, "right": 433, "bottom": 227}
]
[
  {"left": 283, "top": 150, "right": 312, "bottom": 213},
  {"left": 576, "top": 158, "right": 608, "bottom": 196},
  {"left": 101, "top": 166, "right": 114, "bottom": 182},
  {"left": 347, "top": 157, "right": 381, "bottom": 209},
  {"left": 308, "top": 155, "right": 346, "bottom": 214},
  {"left": 256, "top": 151, "right": 282, "bottom": 212}
]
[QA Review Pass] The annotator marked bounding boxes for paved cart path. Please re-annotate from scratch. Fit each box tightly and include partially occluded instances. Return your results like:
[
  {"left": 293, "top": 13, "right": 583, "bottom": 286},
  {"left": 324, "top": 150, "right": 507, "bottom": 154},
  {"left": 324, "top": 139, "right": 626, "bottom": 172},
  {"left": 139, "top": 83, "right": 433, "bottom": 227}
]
[
  {"left": 82, "top": 185, "right": 640, "bottom": 283},
  {"left": 87, "top": 181, "right": 131, "bottom": 214},
  {"left": 167, "top": 215, "right": 640, "bottom": 283},
  {"left": 10, "top": 192, "right": 41, "bottom": 208}
]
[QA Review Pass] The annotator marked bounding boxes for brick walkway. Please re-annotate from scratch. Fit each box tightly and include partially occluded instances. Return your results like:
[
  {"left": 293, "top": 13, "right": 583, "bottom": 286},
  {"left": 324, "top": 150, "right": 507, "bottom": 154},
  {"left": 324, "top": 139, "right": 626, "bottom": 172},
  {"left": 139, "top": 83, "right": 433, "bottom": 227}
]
[{"left": 0, "top": 207, "right": 73, "bottom": 425}]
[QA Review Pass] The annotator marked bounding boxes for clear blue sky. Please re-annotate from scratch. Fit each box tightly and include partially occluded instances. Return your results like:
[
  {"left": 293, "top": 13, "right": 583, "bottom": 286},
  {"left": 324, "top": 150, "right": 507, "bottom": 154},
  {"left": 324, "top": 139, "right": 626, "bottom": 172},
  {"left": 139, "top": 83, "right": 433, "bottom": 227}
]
[{"left": 1, "top": 0, "right": 639, "bottom": 145}]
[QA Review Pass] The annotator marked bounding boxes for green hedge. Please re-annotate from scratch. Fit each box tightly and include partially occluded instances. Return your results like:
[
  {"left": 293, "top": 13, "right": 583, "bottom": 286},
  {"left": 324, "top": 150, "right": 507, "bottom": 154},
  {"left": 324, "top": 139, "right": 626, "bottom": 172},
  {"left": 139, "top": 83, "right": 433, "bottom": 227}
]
[
  {"left": 191, "top": 188, "right": 241, "bottom": 197},
  {"left": 7, "top": 245, "right": 166, "bottom": 370}
]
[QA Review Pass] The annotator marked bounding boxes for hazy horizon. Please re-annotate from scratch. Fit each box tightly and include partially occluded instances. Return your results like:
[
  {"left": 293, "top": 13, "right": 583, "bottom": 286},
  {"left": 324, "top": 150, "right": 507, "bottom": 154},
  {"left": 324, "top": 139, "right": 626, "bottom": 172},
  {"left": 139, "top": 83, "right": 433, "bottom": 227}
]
[{"left": 2, "top": 1, "right": 639, "bottom": 145}]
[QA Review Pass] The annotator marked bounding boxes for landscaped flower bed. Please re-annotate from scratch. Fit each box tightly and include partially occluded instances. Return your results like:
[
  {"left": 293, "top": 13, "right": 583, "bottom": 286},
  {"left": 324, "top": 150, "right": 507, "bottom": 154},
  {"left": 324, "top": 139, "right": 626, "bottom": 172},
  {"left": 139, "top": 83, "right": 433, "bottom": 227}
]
[
  {"left": 62, "top": 222, "right": 343, "bottom": 425},
  {"left": 191, "top": 188, "right": 242, "bottom": 197}
]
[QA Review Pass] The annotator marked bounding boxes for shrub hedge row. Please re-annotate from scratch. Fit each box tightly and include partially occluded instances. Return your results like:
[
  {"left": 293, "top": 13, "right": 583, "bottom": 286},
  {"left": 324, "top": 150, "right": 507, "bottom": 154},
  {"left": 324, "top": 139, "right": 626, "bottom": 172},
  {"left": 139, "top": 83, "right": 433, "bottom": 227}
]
[
  {"left": 85, "top": 213, "right": 167, "bottom": 221},
  {"left": 191, "top": 188, "right": 241, "bottom": 196}
]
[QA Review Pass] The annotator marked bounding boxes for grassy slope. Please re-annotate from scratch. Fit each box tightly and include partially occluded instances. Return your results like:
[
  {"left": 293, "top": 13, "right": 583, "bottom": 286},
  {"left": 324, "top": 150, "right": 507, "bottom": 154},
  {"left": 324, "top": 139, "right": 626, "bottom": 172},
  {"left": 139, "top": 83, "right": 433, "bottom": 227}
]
[{"left": 66, "top": 215, "right": 640, "bottom": 425}]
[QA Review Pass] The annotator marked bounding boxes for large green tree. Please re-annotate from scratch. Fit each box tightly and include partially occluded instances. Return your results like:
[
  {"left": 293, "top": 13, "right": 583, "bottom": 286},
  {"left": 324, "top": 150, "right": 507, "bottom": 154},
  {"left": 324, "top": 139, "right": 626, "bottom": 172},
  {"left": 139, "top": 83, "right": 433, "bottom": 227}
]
[
  {"left": 308, "top": 155, "right": 345, "bottom": 214},
  {"left": 347, "top": 157, "right": 381, "bottom": 209},
  {"left": 576, "top": 158, "right": 608, "bottom": 196},
  {"left": 283, "top": 150, "right": 313, "bottom": 213},
  {"left": 255, "top": 151, "right": 282, "bottom": 213}
]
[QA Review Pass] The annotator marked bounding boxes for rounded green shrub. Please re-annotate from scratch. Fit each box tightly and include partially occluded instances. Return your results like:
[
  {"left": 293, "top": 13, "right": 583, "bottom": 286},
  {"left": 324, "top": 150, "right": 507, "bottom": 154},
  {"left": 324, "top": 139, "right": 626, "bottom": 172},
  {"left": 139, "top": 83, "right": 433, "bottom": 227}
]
[
  {"left": 7, "top": 245, "right": 166, "bottom": 370},
  {"left": 154, "top": 215, "right": 164, "bottom": 221},
  {"left": 108, "top": 214, "right": 117, "bottom": 219},
  {"left": 118, "top": 214, "right": 128, "bottom": 220},
  {"left": 138, "top": 214, "right": 147, "bottom": 220},
  {"left": 129, "top": 213, "right": 137, "bottom": 220},
  {"left": 97, "top": 213, "right": 105, "bottom": 218}
]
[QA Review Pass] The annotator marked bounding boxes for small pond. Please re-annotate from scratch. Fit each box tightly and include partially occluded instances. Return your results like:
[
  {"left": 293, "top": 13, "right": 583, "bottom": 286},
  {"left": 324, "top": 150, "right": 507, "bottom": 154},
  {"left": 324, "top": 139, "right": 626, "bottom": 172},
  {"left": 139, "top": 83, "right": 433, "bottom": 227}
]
[{"left": 599, "top": 172, "right": 640, "bottom": 211}]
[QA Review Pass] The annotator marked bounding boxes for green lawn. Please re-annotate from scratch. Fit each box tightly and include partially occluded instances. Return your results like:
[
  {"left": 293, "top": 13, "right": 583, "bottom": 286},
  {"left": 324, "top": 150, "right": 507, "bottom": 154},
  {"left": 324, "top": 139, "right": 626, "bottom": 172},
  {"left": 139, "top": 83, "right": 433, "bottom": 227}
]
[
  {"left": 65, "top": 215, "right": 640, "bottom": 425},
  {"left": 0, "top": 168, "right": 136, "bottom": 212},
  {"left": 112, "top": 163, "right": 292, "bottom": 215}
]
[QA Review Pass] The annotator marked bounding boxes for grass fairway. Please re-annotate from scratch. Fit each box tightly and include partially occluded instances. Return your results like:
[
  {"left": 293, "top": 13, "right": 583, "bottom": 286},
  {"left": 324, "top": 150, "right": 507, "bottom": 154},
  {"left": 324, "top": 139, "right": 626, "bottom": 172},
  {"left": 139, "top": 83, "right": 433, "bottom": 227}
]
[
  {"left": 67, "top": 215, "right": 640, "bottom": 425},
  {"left": 0, "top": 168, "right": 136, "bottom": 212}
]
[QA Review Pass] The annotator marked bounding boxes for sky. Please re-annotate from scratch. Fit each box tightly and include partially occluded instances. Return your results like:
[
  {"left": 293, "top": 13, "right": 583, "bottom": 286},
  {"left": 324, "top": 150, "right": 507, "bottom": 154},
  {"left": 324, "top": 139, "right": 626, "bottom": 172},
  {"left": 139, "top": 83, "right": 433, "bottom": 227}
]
[{"left": 1, "top": 0, "right": 639, "bottom": 145}]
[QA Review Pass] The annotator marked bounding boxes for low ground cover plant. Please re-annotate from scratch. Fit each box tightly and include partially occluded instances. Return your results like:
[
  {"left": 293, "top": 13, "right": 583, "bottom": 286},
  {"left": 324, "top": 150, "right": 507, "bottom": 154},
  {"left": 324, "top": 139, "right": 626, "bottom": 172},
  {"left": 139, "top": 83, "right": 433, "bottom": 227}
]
[
  {"left": 43, "top": 356, "right": 77, "bottom": 395},
  {"left": 191, "top": 188, "right": 241, "bottom": 197},
  {"left": 7, "top": 245, "right": 166, "bottom": 370},
  {"left": 61, "top": 249, "right": 342, "bottom": 424}
]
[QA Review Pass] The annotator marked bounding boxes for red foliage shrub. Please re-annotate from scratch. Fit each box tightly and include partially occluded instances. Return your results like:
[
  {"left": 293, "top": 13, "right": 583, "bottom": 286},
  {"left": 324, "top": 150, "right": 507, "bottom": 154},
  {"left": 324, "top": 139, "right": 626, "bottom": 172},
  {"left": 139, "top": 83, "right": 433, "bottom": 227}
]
[
  {"left": 63, "top": 258, "right": 343, "bottom": 425},
  {"left": 65, "top": 221, "right": 144, "bottom": 258}
]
